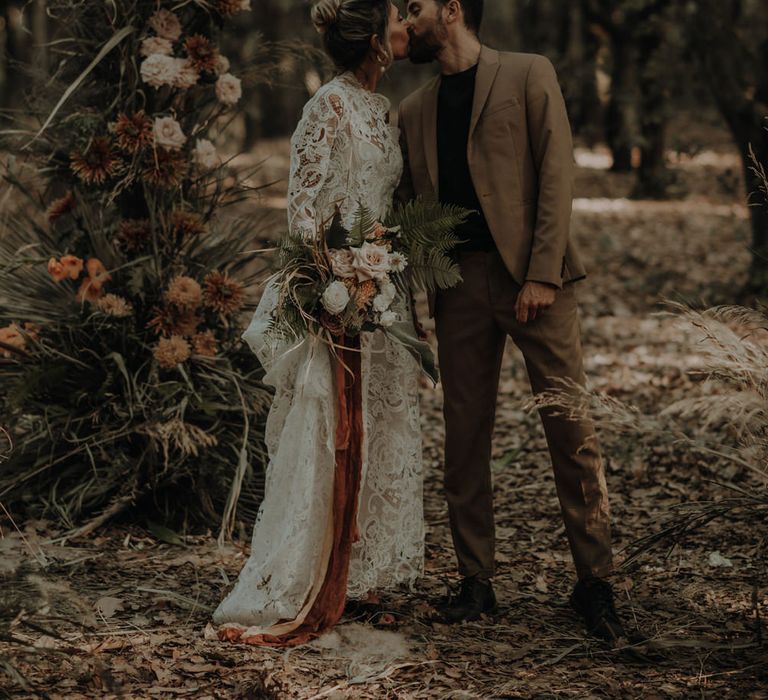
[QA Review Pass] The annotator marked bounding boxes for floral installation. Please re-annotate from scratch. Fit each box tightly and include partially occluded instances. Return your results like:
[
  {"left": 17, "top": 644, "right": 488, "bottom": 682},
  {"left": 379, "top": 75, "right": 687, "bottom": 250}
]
[{"left": 0, "top": 0, "right": 271, "bottom": 536}]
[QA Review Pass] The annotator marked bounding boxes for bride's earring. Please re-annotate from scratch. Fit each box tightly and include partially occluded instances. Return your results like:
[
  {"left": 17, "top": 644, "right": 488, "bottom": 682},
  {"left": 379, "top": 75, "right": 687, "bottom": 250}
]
[{"left": 377, "top": 52, "right": 389, "bottom": 75}]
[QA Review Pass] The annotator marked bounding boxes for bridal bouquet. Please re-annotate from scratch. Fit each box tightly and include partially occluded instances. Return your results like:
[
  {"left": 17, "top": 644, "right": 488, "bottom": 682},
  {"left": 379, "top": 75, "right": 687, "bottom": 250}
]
[{"left": 268, "top": 197, "right": 471, "bottom": 381}]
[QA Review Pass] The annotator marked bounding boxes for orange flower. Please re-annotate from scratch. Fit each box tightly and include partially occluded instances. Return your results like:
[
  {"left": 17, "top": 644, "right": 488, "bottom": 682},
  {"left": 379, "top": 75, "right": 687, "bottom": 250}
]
[
  {"left": 47, "top": 257, "right": 67, "bottom": 282},
  {"left": 76, "top": 278, "right": 104, "bottom": 303},
  {"left": 142, "top": 147, "right": 187, "bottom": 189},
  {"left": 0, "top": 324, "right": 25, "bottom": 358},
  {"left": 111, "top": 111, "right": 154, "bottom": 153},
  {"left": 192, "top": 330, "right": 218, "bottom": 357},
  {"left": 70, "top": 137, "right": 118, "bottom": 185},
  {"left": 60, "top": 255, "right": 84, "bottom": 280},
  {"left": 153, "top": 335, "right": 191, "bottom": 369},
  {"left": 183, "top": 35, "right": 219, "bottom": 73},
  {"left": 355, "top": 279, "right": 377, "bottom": 310},
  {"left": 86, "top": 258, "right": 111, "bottom": 288},
  {"left": 202, "top": 271, "right": 245, "bottom": 314}
]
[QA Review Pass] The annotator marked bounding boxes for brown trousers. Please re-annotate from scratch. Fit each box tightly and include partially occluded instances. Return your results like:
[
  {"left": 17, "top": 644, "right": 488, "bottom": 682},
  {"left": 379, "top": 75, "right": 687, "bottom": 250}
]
[{"left": 434, "top": 251, "right": 613, "bottom": 581}]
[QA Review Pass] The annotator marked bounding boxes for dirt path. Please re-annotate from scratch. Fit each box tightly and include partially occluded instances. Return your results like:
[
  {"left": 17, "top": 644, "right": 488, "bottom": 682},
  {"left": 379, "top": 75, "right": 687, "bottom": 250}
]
[{"left": 2, "top": 154, "right": 767, "bottom": 698}]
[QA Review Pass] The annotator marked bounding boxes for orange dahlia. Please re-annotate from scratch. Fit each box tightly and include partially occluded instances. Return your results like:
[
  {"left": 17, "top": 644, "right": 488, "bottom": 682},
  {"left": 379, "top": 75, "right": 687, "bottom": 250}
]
[
  {"left": 117, "top": 219, "right": 152, "bottom": 252},
  {"left": 216, "top": 0, "right": 248, "bottom": 16},
  {"left": 355, "top": 279, "right": 377, "bottom": 310},
  {"left": 165, "top": 275, "right": 202, "bottom": 309},
  {"left": 202, "top": 271, "right": 245, "bottom": 314},
  {"left": 142, "top": 148, "right": 187, "bottom": 189},
  {"left": 111, "top": 111, "right": 154, "bottom": 153},
  {"left": 192, "top": 330, "right": 218, "bottom": 357},
  {"left": 184, "top": 35, "right": 219, "bottom": 73},
  {"left": 70, "top": 137, "right": 118, "bottom": 185},
  {"left": 171, "top": 210, "right": 207, "bottom": 238},
  {"left": 153, "top": 335, "right": 191, "bottom": 369},
  {"left": 147, "top": 305, "right": 175, "bottom": 336}
]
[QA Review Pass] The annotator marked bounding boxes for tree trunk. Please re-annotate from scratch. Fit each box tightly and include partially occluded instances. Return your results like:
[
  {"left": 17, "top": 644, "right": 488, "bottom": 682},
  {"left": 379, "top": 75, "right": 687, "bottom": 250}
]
[
  {"left": 632, "top": 23, "right": 673, "bottom": 198},
  {"left": 605, "top": 34, "right": 637, "bottom": 172}
]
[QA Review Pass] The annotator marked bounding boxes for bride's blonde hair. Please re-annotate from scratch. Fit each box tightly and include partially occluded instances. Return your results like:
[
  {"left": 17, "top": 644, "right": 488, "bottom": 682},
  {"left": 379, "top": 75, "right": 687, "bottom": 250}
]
[{"left": 310, "top": 0, "right": 392, "bottom": 72}]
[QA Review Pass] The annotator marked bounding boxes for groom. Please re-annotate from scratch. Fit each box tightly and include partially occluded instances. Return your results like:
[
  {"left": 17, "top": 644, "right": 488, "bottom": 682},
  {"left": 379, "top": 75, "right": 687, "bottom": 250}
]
[{"left": 396, "top": 0, "right": 625, "bottom": 642}]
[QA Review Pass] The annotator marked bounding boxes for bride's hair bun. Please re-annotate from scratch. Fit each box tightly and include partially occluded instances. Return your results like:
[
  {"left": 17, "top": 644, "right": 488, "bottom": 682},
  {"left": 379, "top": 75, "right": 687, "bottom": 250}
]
[
  {"left": 311, "top": 0, "right": 344, "bottom": 35},
  {"left": 310, "top": 0, "right": 390, "bottom": 72}
]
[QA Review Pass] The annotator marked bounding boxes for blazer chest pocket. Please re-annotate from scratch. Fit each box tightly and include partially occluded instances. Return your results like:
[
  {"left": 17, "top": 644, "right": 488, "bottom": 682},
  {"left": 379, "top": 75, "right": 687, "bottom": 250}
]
[{"left": 481, "top": 97, "right": 520, "bottom": 120}]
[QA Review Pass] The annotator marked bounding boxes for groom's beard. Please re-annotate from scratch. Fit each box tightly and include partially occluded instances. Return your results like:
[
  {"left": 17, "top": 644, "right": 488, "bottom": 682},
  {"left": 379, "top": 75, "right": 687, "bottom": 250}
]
[{"left": 407, "top": 23, "right": 446, "bottom": 64}]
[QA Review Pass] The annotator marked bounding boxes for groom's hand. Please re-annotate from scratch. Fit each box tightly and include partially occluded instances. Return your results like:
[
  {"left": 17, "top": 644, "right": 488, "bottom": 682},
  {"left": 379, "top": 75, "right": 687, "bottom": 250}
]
[{"left": 515, "top": 281, "right": 557, "bottom": 323}]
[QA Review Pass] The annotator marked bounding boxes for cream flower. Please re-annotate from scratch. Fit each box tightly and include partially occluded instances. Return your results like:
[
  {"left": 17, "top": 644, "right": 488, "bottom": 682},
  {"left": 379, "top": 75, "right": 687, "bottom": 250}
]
[
  {"left": 213, "top": 54, "right": 231, "bottom": 76},
  {"left": 388, "top": 251, "right": 408, "bottom": 273},
  {"left": 173, "top": 58, "right": 199, "bottom": 89},
  {"left": 379, "top": 310, "right": 398, "bottom": 327},
  {"left": 153, "top": 116, "right": 186, "bottom": 151},
  {"left": 351, "top": 242, "right": 390, "bottom": 282},
  {"left": 140, "top": 54, "right": 180, "bottom": 88},
  {"left": 215, "top": 73, "right": 242, "bottom": 107},
  {"left": 240, "top": 0, "right": 251, "bottom": 10},
  {"left": 193, "top": 139, "right": 220, "bottom": 170},
  {"left": 373, "top": 281, "right": 396, "bottom": 313},
  {"left": 328, "top": 248, "right": 356, "bottom": 279},
  {"left": 321, "top": 280, "right": 350, "bottom": 315},
  {"left": 140, "top": 36, "right": 173, "bottom": 58},
  {"left": 148, "top": 9, "right": 182, "bottom": 42},
  {"left": 97, "top": 294, "right": 134, "bottom": 318}
]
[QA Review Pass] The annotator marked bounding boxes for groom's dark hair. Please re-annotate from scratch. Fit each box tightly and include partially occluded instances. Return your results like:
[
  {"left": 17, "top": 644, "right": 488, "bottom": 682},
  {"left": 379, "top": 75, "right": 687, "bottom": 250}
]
[{"left": 436, "top": 0, "right": 484, "bottom": 34}]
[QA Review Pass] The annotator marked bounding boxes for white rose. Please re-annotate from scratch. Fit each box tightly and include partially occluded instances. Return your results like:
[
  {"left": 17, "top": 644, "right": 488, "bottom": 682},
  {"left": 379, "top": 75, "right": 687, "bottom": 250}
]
[
  {"left": 328, "top": 248, "right": 356, "bottom": 279},
  {"left": 215, "top": 73, "right": 242, "bottom": 107},
  {"left": 388, "top": 251, "right": 408, "bottom": 273},
  {"left": 379, "top": 279, "right": 397, "bottom": 303},
  {"left": 373, "top": 294, "right": 392, "bottom": 313},
  {"left": 240, "top": 0, "right": 251, "bottom": 10},
  {"left": 153, "top": 116, "right": 186, "bottom": 151},
  {"left": 173, "top": 58, "right": 199, "bottom": 89},
  {"left": 321, "top": 280, "right": 350, "bottom": 315},
  {"left": 140, "top": 36, "right": 173, "bottom": 58},
  {"left": 194, "top": 139, "right": 220, "bottom": 170},
  {"left": 379, "top": 310, "right": 398, "bottom": 327},
  {"left": 213, "top": 54, "right": 231, "bottom": 76},
  {"left": 140, "top": 54, "right": 180, "bottom": 88},
  {"left": 148, "top": 9, "right": 182, "bottom": 42},
  {"left": 351, "top": 242, "right": 390, "bottom": 282}
]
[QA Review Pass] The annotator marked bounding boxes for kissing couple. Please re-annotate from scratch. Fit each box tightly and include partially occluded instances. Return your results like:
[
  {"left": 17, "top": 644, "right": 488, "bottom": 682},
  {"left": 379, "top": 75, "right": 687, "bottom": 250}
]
[{"left": 212, "top": 0, "right": 625, "bottom": 647}]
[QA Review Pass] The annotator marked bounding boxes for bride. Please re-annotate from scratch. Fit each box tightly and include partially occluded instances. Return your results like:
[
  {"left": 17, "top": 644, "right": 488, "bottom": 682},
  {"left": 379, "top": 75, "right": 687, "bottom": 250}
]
[{"left": 212, "top": 0, "right": 424, "bottom": 645}]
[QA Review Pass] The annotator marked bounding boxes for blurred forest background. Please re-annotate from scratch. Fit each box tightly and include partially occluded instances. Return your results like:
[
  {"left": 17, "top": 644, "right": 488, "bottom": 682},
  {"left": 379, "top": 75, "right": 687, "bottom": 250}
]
[{"left": 3, "top": 0, "right": 768, "bottom": 292}]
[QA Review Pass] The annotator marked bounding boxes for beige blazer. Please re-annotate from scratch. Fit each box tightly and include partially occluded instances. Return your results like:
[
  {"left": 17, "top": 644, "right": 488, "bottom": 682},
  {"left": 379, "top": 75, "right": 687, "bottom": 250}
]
[{"left": 396, "top": 46, "right": 586, "bottom": 316}]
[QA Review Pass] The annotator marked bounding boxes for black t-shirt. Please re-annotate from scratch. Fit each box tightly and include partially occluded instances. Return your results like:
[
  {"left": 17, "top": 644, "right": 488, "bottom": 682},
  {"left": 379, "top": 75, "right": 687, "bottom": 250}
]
[{"left": 437, "top": 64, "right": 497, "bottom": 252}]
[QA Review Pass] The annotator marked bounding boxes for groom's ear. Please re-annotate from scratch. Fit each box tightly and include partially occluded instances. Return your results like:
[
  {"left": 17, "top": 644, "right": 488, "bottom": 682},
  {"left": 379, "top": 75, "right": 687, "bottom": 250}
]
[{"left": 442, "top": 0, "right": 462, "bottom": 25}]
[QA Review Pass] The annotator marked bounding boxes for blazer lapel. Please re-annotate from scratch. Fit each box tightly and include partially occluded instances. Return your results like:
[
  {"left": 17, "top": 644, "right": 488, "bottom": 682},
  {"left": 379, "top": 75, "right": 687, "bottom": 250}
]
[
  {"left": 469, "top": 46, "right": 500, "bottom": 143},
  {"left": 421, "top": 75, "right": 440, "bottom": 192}
]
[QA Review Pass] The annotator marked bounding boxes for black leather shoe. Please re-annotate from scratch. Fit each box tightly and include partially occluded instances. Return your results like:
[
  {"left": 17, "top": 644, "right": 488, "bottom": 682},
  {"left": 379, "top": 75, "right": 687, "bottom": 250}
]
[
  {"left": 435, "top": 576, "right": 497, "bottom": 624},
  {"left": 570, "top": 576, "right": 627, "bottom": 644}
]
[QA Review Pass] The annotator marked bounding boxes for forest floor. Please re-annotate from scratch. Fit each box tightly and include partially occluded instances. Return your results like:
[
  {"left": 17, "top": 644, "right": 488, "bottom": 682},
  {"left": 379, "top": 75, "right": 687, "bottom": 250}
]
[{"left": 2, "top": 142, "right": 767, "bottom": 699}]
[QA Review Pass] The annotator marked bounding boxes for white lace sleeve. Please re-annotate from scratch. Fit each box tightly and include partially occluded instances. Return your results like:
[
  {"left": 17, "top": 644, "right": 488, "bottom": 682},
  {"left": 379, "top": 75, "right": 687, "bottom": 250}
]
[{"left": 287, "top": 88, "right": 349, "bottom": 241}]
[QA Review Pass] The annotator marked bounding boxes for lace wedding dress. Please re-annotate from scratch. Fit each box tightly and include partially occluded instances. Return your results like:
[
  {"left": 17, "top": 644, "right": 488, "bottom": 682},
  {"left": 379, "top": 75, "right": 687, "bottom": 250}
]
[{"left": 212, "top": 72, "right": 424, "bottom": 632}]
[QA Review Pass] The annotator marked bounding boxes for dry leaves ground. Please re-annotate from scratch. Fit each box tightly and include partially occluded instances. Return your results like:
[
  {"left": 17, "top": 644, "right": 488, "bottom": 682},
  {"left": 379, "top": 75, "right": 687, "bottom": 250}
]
[{"left": 2, "top": 144, "right": 767, "bottom": 699}]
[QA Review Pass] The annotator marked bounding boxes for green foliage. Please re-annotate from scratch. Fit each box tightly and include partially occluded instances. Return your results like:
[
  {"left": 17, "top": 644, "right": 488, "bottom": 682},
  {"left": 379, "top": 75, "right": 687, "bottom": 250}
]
[{"left": 385, "top": 195, "right": 469, "bottom": 294}]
